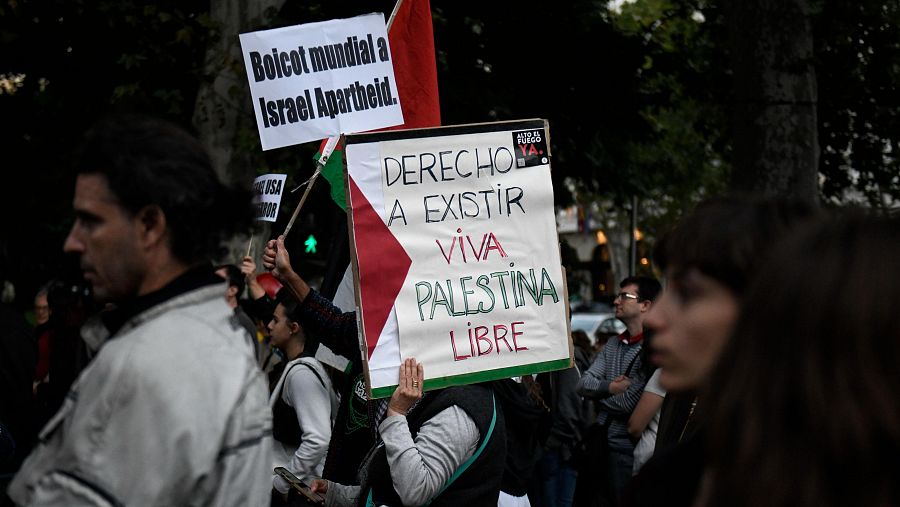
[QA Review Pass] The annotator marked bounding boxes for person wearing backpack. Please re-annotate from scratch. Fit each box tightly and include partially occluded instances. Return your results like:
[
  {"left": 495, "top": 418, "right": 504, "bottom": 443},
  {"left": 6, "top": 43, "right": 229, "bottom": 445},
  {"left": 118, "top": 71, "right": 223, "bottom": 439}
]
[{"left": 268, "top": 288, "right": 339, "bottom": 506}]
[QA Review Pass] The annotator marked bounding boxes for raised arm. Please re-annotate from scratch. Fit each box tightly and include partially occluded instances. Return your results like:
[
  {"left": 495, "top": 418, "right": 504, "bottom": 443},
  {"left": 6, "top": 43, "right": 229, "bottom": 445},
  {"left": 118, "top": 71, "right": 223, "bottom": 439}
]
[
  {"left": 263, "top": 235, "right": 358, "bottom": 359},
  {"left": 241, "top": 256, "right": 266, "bottom": 301},
  {"left": 381, "top": 359, "right": 479, "bottom": 506},
  {"left": 263, "top": 235, "right": 310, "bottom": 302}
]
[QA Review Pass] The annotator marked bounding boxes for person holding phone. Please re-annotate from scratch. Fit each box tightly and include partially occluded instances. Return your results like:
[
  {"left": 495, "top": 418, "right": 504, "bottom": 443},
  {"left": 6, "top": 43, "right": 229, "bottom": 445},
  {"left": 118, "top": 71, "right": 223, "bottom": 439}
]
[{"left": 268, "top": 288, "right": 339, "bottom": 505}]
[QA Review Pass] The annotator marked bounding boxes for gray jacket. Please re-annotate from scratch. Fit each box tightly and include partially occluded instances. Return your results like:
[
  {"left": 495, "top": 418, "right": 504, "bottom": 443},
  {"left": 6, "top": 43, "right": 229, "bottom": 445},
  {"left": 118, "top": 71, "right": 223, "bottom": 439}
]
[{"left": 8, "top": 284, "right": 273, "bottom": 506}]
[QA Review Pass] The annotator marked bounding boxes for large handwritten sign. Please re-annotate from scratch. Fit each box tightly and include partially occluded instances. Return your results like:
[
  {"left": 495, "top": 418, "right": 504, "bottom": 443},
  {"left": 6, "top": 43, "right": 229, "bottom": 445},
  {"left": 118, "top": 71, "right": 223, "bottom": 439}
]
[
  {"left": 344, "top": 119, "right": 572, "bottom": 398},
  {"left": 240, "top": 13, "right": 403, "bottom": 150}
]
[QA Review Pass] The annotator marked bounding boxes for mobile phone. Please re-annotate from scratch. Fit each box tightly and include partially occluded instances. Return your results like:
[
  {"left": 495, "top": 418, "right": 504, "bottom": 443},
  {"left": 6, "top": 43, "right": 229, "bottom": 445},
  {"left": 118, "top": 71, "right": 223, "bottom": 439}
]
[{"left": 274, "top": 467, "right": 325, "bottom": 504}]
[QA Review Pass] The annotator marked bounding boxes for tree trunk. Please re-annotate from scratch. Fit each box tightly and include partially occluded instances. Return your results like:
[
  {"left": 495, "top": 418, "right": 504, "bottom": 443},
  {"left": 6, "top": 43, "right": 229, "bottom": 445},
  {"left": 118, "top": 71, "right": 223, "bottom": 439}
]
[
  {"left": 726, "top": 0, "right": 819, "bottom": 204},
  {"left": 193, "top": 0, "right": 286, "bottom": 186},
  {"left": 194, "top": 0, "right": 285, "bottom": 264}
]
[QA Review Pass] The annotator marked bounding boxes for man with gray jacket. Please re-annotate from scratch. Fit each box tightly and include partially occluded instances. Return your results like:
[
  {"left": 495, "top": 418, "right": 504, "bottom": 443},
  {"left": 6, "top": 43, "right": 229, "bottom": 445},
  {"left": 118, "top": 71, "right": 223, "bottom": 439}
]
[{"left": 8, "top": 115, "right": 273, "bottom": 506}]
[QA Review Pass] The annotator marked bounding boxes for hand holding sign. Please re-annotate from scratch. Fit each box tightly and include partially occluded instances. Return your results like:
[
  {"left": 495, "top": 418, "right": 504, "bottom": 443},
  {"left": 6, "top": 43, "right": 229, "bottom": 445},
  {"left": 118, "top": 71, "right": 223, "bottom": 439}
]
[
  {"left": 263, "top": 236, "right": 290, "bottom": 278},
  {"left": 387, "top": 358, "right": 425, "bottom": 417}
]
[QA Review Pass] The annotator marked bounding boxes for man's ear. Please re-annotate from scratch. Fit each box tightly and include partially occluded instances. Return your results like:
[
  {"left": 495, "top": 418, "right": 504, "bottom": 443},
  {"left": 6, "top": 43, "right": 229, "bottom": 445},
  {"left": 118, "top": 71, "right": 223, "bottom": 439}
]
[
  {"left": 640, "top": 300, "right": 652, "bottom": 313},
  {"left": 136, "top": 204, "right": 168, "bottom": 249}
]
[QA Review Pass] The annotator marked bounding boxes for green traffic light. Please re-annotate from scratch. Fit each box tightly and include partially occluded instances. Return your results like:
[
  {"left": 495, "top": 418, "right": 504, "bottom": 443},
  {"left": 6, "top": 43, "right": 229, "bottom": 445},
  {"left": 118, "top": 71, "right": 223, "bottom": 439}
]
[{"left": 304, "top": 234, "right": 318, "bottom": 254}]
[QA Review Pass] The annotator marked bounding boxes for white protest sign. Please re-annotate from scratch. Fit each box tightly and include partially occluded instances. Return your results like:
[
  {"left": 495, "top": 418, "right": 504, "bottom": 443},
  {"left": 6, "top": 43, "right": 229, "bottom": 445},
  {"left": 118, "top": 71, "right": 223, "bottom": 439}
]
[
  {"left": 252, "top": 174, "right": 288, "bottom": 222},
  {"left": 239, "top": 13, "right": 404, "bottom": 151},
  {"left": 344, "top": 120, "right": 572, "bottom": 398}
]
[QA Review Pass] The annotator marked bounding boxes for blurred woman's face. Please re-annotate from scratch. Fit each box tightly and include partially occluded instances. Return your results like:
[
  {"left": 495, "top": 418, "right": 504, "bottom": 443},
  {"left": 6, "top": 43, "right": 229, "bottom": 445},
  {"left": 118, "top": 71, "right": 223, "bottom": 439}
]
[{"left": 646, "top": 268, "right": 739, "bottom": 393}]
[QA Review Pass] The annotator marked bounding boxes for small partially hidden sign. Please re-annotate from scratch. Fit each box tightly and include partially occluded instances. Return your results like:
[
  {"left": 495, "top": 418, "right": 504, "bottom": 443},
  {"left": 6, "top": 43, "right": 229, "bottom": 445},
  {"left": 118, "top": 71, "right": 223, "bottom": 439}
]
[
  {"left": 239, "top": 13, "right": 404, "bottom": 151},
  {"left": 253, "top": 174, "right": 287, "bottom": 222},
  {"left": 343, "top": 119, "right": 572, "bottom": 399}
]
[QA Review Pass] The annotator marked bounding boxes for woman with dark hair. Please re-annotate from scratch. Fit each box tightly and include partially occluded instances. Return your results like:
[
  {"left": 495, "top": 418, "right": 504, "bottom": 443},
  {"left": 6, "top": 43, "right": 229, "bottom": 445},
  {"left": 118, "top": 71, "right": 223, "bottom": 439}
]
[
  {"left": 700, "top": 212, "right": 900, "bottom": 507},
  {"left": 621, "top": 195, "right": 817, "bottom": 507}
]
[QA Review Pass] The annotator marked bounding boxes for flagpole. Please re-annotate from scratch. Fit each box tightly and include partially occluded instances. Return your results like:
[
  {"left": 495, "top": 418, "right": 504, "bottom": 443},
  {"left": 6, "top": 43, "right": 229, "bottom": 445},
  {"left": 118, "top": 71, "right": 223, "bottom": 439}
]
[
  {"left": 282, "top": 1, "right": 405, "bottom": 239},
  {"left": 387, "top": 0, "right": 406, "bottom": 30},
  {"left": 282, "top": 135, "right": 341, "bottom": 238}
]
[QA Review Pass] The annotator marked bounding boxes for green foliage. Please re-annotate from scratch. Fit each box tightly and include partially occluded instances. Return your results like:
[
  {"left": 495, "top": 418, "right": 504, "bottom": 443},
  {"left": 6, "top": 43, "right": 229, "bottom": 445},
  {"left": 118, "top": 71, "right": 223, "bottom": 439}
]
[
  {"left": 613, "top": 0, "right": 731, "bottom": 207},
  {"left": 3, "top": 0, "right": 898, "bottom": 306},
  {"left": 816, "top": 1, "right": 900, "bottom": 209},
  {"left": 0, "top": 0, "right": 213, "bottom": 303}
]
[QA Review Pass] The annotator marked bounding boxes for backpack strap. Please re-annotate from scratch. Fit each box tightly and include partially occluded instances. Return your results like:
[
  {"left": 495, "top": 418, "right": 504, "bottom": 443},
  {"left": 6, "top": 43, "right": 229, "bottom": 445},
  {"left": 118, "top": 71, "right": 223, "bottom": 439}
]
[
  {"left": 623, "top": 346, "right": 641, "bottom": 377},
  {"left": 294, "top": 359, "right": 327, "bottom": 390},
  {"left": 270, "top": 358, "right": 328, "bottom": 408}
]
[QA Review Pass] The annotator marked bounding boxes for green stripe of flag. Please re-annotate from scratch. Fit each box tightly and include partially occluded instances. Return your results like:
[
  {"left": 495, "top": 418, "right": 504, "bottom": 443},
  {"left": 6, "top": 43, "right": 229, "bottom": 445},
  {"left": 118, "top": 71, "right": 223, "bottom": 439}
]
[
  {"left": 314, "top": 146, "right": 346, "bottom": 211},
  {"left": 369, "top": 357, "right": 572, "bottom": 399}
]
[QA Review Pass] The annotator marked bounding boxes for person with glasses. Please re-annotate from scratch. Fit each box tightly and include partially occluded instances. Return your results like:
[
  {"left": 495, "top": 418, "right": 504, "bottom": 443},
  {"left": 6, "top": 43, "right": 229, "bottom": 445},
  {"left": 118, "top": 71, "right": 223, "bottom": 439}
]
[{"left": 575, "top": 276, "right": 661, "bottom": 506}]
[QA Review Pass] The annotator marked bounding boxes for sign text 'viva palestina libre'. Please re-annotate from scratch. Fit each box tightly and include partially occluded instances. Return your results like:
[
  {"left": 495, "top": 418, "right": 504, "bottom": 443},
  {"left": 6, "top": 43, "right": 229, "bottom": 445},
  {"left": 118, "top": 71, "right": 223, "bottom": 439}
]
[
  {"left": 415, "top": 267, "right": 560, "bottom": 322},
  {"left": 258, "top": 76, "right": 396, "bottom": 128}
]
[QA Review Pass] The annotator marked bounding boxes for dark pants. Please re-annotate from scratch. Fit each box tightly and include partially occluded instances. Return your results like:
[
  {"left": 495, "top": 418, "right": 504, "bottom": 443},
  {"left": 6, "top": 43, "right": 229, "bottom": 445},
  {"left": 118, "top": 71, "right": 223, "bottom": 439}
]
[
  {"left": 606, "top": 449, "right": 634, "bottom": 504},
  {"left": 539, "top": 449, "right": 578, "bottom": 507}
]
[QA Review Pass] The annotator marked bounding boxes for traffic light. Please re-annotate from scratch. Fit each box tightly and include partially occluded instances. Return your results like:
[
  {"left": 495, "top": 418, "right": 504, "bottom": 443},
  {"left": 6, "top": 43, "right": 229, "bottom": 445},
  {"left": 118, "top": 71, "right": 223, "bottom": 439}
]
[{"left": 304, "top": 234, "right": 318, "bottom": 254}]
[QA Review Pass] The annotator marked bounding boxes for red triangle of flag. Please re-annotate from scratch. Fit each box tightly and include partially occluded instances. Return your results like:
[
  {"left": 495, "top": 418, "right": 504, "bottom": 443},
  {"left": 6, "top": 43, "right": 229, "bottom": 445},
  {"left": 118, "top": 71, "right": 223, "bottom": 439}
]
[{"left": 348, "top": 176, "right": 412, "bottom": 358}]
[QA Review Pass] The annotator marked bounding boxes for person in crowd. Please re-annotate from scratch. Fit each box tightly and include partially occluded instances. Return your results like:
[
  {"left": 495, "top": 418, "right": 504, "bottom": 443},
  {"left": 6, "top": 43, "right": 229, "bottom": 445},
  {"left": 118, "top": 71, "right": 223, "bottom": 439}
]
[
  {"left": 0, "top": 277, "right": 37, "bottom": 496},
  {"left": 576, "top": 276, "right": 660, "bottom": 506},
  {"left": 536, "top": 350, "right": 586, "bottom": 507},
  {"left": 31, "top": 281, "right": 57, "bottom": 393},
  {"left": 267, "top": 288, "right": 339, "bottom": 506},
  {"left": 627, "top": 330, "right": 664, "bottom": 475},
  {"left": 241, "top": 255, "right": 282, "bottom": 371},
  {"left": 242, "top": 255, "right": 278, "bottom": 323},
  {"left": 699, "top": 212, "right": 900, "bottom": 507},
  {"left": 263, "top": 235, "right": 378, "bottom": 485},
  {"left": 8, "top": 114, "right": 272, "bottom": 506},
  {"left": 310, "top": 358, "right": 507, "bottom": 507},
  {"left": 570, "top": 329, "right": 594, "bottom": 373},
  {"left": 33, "top": 280, "right": 94, "bottom": 429},
  {"left": 33, "top": 284, "right": 51, "bottom": 327},
  {"left": 621, "top": 195, "right": 817, "bottom": 507},
  {"left": 492, "top": 376, "right": 550, "bottom": 507},
  {"left": 216, "top": 263, "right": 260, "bottom": 358},
  {"left": 570, "top": 327, "right": 601, "bottom": 446}
]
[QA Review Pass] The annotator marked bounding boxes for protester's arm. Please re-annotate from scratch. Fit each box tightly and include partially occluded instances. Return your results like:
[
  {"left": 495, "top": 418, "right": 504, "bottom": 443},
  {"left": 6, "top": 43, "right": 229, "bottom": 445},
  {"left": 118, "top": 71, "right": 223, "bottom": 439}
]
[
  {"left": 546, "top": 367, "right": 585, "bottom": 456},
  {"left": 241, "top": 256, "right": 266, "bottom": 301},
  {"left": 628, "top": 390, "right": 664, "bottom": 440},
  {"left": 263, "top": 236, "right": 310, "bottom": 301},
  {"left": 378, "top": 358, "right": 480, "bottom": 505},
  {"left": 311, "top": 479, "right": 359, "bottom": 507},
  {"left": 627, "top": 369, "right": 665, "bottom": 439},
  {"left": 576, "top": 340, "right": 613, "bottom": 398},
  {"left": 380, "top": 407, "right": 479, "bottom": 505},
  {"left": 600, "top": 371, "right": 648, "bottom": 417},
  {"left": 272, "top": 366, "right": 333, "bottom": 493},
  {"left": 264, "top": 235, "right": 358, "bottom": 359}
]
